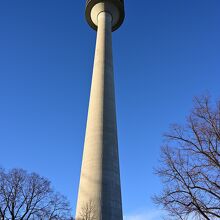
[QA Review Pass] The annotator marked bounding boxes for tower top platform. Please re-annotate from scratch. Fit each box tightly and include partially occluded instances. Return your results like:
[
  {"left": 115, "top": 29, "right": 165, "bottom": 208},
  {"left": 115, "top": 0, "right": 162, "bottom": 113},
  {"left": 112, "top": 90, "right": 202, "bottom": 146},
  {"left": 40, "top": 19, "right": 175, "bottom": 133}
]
[{"left": 86, "top": 0, "right": 125, "bottom": 31}]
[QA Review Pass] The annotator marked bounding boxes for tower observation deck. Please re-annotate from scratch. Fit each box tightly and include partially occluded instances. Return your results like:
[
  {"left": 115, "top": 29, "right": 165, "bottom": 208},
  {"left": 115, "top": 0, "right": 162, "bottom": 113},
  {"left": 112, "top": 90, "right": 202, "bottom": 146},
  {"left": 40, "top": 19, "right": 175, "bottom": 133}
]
[{"left": 75, "top": 1, "right": 125, "bottom": 219}]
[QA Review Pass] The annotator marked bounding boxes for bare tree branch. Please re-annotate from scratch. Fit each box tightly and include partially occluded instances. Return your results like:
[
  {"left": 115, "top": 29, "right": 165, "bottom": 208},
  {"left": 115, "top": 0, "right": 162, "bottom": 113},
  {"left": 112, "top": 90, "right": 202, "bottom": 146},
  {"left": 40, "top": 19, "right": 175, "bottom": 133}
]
[
  {"left": 153, "top": 96, "right": 220, "bottom": 220},
  {"left": 78, "top": 200, "right": 97, "bottom": 220},
  {"left": 0, "top": 168, "right": 72, "bottom": 220}
]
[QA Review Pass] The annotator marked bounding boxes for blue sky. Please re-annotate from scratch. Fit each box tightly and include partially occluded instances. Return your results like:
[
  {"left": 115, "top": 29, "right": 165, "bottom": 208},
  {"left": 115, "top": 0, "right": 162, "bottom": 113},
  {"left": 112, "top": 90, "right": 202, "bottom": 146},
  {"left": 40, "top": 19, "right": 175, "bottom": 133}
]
[{"left": 0, "top": 0, "right": 219, "bottom": 219}]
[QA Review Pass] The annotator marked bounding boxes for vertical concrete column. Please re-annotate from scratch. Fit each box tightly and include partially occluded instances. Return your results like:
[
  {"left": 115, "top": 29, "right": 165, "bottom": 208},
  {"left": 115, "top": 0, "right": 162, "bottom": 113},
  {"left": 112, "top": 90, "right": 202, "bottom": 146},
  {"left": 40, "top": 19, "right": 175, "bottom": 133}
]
[{"left": 75, "top": 11, "right": 123, "bottom": 220}]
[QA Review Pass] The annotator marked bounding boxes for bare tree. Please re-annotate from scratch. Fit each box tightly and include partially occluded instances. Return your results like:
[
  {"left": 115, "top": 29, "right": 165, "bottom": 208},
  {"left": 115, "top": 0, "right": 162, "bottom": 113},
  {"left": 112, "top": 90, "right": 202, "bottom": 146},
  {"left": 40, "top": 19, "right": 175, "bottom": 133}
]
[
  {"left": 78, "top": 200, "right": 97, "bottom": 220},
  {"left": 0, "top": 168, "right": 72, "bottom": 220},
  {"left": 153, "top": 96, "right": 220, "bottom": 220}
]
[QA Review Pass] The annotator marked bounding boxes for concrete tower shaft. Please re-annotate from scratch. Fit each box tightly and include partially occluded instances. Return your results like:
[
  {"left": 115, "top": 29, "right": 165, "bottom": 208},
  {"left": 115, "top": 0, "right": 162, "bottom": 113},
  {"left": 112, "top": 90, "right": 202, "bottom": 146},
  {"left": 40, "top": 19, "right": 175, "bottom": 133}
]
[
  {"left": 76, "top": 1, "right": 124, "bottom": 219},
  {"left": 75, "top": 11, "right": 123, "bottom": 219}
]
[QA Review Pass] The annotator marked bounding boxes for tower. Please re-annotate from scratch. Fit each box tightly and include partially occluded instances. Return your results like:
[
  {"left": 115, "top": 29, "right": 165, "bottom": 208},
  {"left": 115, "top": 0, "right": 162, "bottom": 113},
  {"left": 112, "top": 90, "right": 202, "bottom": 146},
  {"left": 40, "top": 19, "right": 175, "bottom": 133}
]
[{"left": 76, "top": 0, "right": 125, "bottom": 219}]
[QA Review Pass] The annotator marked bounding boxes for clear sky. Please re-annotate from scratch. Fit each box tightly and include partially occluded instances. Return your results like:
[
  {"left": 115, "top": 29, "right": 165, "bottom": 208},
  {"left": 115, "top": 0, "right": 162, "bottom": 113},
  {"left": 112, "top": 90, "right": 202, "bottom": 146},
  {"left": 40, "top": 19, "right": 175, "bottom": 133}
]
[{"left": 0, "top": 1, "right": 219, "bottom": 219}]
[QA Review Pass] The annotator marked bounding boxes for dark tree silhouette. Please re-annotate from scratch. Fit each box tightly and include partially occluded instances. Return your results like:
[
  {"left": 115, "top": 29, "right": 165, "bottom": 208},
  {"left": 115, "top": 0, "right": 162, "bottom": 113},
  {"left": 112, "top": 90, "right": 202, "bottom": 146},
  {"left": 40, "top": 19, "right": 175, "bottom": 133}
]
[
  {"left": 0, "top": 168, "right": 72, "bottom": 220},
  {"left": 154, "top": 96, "right": 220, "bottom": 220}
]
